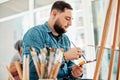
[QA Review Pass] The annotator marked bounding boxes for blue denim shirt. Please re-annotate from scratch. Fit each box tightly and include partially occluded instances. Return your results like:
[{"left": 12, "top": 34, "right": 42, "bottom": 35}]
[{"left": 22, "top": 22, "right": 75, "bottom": 80}]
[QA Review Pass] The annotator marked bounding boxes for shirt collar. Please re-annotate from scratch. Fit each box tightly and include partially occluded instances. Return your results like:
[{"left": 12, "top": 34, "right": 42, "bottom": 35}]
[{"left": 44, "top": 22, "right": 52, "bottom": 33}]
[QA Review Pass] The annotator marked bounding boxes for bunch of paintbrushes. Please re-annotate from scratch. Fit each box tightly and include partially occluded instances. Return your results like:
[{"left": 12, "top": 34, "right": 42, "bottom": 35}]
[{"left": 30, "top": 46, "right": 64, "bottom": 79}]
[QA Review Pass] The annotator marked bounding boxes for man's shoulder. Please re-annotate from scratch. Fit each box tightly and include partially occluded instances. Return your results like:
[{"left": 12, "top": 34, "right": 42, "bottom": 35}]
[
  {"left": 24, "top": 24, "right": 45, "bottom": 35},
  {"left": 32, "top": 23, "right": 48, "bottom": 32},
  {"left": 23, "top": 23, "right": 48, "bottom": 41},
  {"left": 32, "top": 24, "right": 44, "bottom": 30}
]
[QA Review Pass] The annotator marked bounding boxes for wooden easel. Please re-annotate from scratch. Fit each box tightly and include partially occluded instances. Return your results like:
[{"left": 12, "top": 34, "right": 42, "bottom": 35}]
[
  {"left": 116, "top": 26, "right": 120, "bottom": 80},
  {"left": 93, "top": 0, "right": 120, "bottom": 80}
]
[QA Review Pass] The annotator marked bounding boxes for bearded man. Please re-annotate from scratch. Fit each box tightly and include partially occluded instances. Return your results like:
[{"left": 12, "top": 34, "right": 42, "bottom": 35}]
[{"left": 22, "top": 1, "right": 83, "bottom": 80}]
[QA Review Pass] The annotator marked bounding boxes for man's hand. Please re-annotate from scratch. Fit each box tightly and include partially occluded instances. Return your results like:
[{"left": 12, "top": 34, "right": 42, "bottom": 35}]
[
  {"left": 71, "top": 65, "right": 83, "bottom": 78},
  {"left": 64, "top": 47, "right": 82, "bottom": 60}
]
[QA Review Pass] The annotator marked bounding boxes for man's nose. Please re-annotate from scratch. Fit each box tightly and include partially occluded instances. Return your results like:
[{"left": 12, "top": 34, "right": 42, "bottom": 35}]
[{"left": 68, "top": 20, "right": 72, "bottom": 26}]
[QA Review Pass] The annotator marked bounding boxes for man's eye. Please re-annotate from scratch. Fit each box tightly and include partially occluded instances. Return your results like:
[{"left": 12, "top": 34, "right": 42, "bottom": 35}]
[{"left": 66, "top": 17, "right": 70, "bottom": 21}]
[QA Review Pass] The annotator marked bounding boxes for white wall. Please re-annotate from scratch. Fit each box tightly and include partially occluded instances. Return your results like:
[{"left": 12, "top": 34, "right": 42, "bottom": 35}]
[{"left": 0, "top": 17, "right": 23, "bottom": 79}]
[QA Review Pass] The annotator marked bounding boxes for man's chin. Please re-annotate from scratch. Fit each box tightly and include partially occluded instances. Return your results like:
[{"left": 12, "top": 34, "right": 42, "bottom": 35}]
[{"left": 59, "top": 32, "right": 66, "bottom": 35}]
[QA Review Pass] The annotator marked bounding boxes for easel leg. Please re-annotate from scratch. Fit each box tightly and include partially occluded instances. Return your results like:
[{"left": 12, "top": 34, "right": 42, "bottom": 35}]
[
  {"left": 116, "top": 7, "right": 120, "bottom": 79},
  {"left": 93, "top": 0, "right": 113, "bottom": 79},
  {"left": 108, "top": 0, "right": 120, "bottom": 80}
]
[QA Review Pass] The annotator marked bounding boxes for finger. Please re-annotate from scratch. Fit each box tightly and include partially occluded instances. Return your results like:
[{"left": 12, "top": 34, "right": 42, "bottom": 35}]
[
  {"left": 76, "top": 47, "right": 82, "bottom": 52},
  {"left": 71, "top": 71, "right": 76, "bottom": 78},
  {"left": 71, "top": 71, "right": 78, "bottom": 78},
  {"left": 72, "top": 70, "right": 82, "bottom": 78},
  {"left": 76, "top": 50, "right": 82, "bottom": 57},
  {"left": 76, "top": 47, "right": 81, "bottom": 50},
  {"left": 73, "top": 65, "right": 83, "bottom": 77},
  {"left": 78, "top": 68, "right": 83, "bottom": 74},
  {"left": 77, "top": 50, "right": 82, "bottom": 53},
  {"left": 78, "top": 65, "right": 83, "bottom": 72},
  {"left": 75, "top": 52, "right": 82, "bottom": 58},
  {"left": 74, "top": 53, "right": 80, "bottom": 59},
  {"left": 72, "top": 66, "right": 82, "bottom": 76},
  {"left": 75, "top": 55, "right": 80, "bottom": 59},
  {"left": 76, "top": 66, "right": 83, "bottom": 74}
]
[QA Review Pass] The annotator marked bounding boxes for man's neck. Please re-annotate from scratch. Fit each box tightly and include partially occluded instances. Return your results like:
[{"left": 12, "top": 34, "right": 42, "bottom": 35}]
[{"left": 48, "top": 20, "right": 59, "bottom": 36}]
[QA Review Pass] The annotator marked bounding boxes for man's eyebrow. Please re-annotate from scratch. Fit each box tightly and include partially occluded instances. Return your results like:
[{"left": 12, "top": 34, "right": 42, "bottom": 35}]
[{"left": 65, "top": 16, "right": 73, "bottom": 20}]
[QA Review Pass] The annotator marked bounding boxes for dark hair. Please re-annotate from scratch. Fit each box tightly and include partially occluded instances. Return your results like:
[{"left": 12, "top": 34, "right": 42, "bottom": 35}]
[
  {"left": 51, "top": 1, "right": 73, "bottom": 12},
  {"left": 14, "top": 40, "right": 22, "bottom": 52}
]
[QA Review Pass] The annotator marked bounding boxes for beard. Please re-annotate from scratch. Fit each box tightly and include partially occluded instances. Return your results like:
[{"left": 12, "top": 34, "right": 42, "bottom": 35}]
[{"left": 54, "top": 20, "right": 66, "bottom": 35}]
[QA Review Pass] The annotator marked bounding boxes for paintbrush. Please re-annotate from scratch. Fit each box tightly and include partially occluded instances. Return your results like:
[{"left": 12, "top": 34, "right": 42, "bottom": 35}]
[
  {"left": 79, "top": 59, "right": 96, "bottom": 65},
  {"left": 71, "top": 41, "right": 87, "bottom": 61},
  {"left": 68, "top": 59, "right": 96, "bottom": 68}
]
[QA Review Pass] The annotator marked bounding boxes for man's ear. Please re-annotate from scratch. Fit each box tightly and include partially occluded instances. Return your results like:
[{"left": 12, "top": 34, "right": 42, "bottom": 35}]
[{"left": 52, "top": 9, "right": 58, "bottom": 17}]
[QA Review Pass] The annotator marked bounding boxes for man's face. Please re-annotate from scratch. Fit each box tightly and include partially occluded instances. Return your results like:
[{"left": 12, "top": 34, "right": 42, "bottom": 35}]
[{"left": 54, "top": 9, "right": 73, "bottom": 35}]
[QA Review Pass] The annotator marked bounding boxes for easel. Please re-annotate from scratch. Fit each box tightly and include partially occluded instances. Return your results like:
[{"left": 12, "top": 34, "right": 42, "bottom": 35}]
[
  {"left": 93, "top": 0, "right": 120, "bottom": 80},
  {"left": 116, "top": 32, "right": 120, "bottom": 80}
]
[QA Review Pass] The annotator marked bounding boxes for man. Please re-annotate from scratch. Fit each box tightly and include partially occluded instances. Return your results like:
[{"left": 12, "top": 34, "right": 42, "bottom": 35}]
[{"left": 23, "top": 1, "right": 83, "bottom": 79}]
